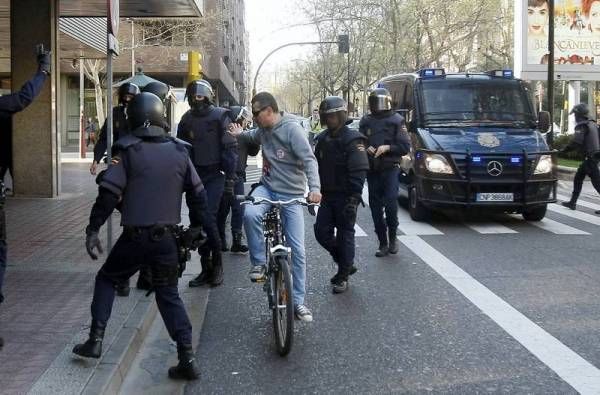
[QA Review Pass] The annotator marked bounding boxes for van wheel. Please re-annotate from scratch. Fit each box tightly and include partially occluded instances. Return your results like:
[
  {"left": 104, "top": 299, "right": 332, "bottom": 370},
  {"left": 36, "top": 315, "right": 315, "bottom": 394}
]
[
  {"left": 409, "top": 184, "right": 430, "bottom": 222},
  {"left": 522, "top": 204, "right": 547, "bottom": 221}
]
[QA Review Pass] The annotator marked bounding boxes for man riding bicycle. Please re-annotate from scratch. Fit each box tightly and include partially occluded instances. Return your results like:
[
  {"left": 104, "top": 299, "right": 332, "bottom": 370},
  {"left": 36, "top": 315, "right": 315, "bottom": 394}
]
[{"left": 229, "top": 92, "right": 321, "bottom": 322}]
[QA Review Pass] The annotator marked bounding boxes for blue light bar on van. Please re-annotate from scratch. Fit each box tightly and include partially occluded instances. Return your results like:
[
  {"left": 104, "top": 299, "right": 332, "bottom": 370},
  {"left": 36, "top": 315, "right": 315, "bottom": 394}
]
[
  {"left": 487, "top": 69, "right": 513, "bottom": 78},
  {"left": 472, "top": 156, "right": 482, "bottom": 163},
  {"left": 418, "top": 68, "right": 445, "bottom": 78},
  {"left": 511, "top": 156, "right": 521, "bottom": 164}
]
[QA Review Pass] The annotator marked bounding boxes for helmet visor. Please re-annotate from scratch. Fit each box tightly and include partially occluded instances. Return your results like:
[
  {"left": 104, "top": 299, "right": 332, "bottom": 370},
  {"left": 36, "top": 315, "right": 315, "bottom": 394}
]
[{"left": 369, "top": 95, "right": 392, "bottom": 112}]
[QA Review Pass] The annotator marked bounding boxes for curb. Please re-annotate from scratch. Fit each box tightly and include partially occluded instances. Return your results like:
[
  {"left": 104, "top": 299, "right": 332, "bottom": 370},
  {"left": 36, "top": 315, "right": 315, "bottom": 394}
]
[{"left": 81, "top": 295, "right": 158, "bottom": 395}]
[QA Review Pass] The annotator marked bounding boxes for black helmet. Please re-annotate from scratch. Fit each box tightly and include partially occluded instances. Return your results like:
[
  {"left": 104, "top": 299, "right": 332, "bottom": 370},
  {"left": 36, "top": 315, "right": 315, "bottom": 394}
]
[
  {"left": 319, "top": 96, "right": 348, "bottom": 127},
  {"left": 186, "top": 79, "right": 214, "bottom": 108},
  {"left": 126, "top": 92, "right": 166, "bottom": 135},
  {"left": 570, "top": 103, "right": 590, "bottom": 118},
  {"left": 368, "top": 88, "right": 392, "bottom": 113},
  {"left": 142, "top": 81, "right": 170, "bottom": 102},
  {"left": 117, "top": 82, "right": 140, "bottom": 105},
  {"left": 229, "top": 106, "right": 252, "bottom": 125}
]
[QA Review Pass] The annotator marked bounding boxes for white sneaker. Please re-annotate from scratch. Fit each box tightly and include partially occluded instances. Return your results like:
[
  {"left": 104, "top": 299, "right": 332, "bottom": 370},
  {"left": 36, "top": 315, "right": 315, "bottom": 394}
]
[{"left": 294, "top": 304, "right": 313, "bottom": 322}]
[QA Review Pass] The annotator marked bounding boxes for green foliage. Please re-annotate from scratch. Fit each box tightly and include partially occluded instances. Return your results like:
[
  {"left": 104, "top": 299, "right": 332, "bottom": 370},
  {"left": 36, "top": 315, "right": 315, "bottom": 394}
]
[{"left": 552, "top": 134, "right": 584, "bottom": 160}]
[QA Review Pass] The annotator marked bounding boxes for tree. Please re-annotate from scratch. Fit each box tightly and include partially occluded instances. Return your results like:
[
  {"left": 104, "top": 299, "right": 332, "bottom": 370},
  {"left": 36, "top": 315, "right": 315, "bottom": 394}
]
[{"left": 81, "top": 59, "right": 106, "bottom": 123}]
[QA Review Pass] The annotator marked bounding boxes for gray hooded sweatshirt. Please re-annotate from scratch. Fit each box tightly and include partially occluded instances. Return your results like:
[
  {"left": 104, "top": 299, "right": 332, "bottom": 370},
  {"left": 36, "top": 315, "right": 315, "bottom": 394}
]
[{"left": 240, "top": 114, "right": 320, "bottom": 196}]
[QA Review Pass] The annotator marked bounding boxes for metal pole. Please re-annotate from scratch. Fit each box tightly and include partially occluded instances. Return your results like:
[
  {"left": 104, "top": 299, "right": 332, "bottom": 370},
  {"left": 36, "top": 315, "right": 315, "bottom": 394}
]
[
  {"left": 106, "top": 45, "right": 113, "bottom": 249},
  {"left": 547, "top": 0, "right": 555, "bottom": 146},
  {"left": 79, "top": 58, "right": 85, "bottom": 159},
  {"left": 131, "top": 19, "right": 135, "bottom": 76},
  {"left": 347, "top": 50, "right": 351, "bottom": 106}
]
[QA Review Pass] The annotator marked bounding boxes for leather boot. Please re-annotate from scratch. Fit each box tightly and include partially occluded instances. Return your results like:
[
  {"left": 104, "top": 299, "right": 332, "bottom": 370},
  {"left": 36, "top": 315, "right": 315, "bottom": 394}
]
[
  {"left": 388, "top": 228, "right": 398, "bottom": 254},
  {"left": 210, "top": 251, "right": 224, "bottom": 286},
  {"left": 375, "top": 231, "right": 388, "bottom": 257},
  {"left": 230, "top": 231, "right": 249, "bottom": 254},
  {"left": 115, "top": 279, "right": 130, "bottom": 297},
  {"left": 168, "top": 344, "right": 201, "bottom": 380},
  {"left": 561, "top": 201, "right": 577, "bottom": 210},
  {"left": 188, "top": 252, "right": 212, "bottom": 287},
  {"left": 73, "top": 320, "right": 106, "bottom": 358}
]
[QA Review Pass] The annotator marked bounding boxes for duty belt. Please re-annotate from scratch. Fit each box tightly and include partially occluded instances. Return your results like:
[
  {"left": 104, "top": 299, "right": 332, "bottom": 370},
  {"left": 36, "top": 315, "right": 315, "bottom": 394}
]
[{"left": 123, "top": 225, "right": 176, "bottom": 242}]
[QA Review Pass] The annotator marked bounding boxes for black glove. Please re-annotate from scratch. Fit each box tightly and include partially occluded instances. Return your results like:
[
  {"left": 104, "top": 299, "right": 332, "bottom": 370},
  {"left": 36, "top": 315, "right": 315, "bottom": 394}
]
[
  {"left": 37, "top": 49, "right": 51, "bottom": 76},
  {"left": 184, "top": 225, "right": 207, "bottom": 249},
  {"left": 85, "top": 226, "right": 103, "bottom": 260},
  {"left": 223, "top": 178, "right": 235, "bottom": 197},
  {"left": 343, "top": 196, "right": 361, "bottom": 224}
]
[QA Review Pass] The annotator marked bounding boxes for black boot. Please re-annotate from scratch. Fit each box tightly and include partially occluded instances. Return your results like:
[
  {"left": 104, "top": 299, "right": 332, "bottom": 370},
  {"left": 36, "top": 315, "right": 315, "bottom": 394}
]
[
  {"left": 388, "top": 228, "right": 398, "bottom": 254},
  {"left": 115, "top": 279, "right": 130, "bottom": 297},
  {"left": 72, "top": 320, "right": 106, "bottom": 358},
  {"left": 168, "top": 344, "right": 201, "bottom": 380},
  {"left": 230, "top": 232, "right": 249, "bottom": 254},
  {"left": 331, "top": 267, "right": 349, "bottom": 294},
  {"left": 189, "top": 253, "right": 212, "bottom": 287},
  {"left": 375, "top": 231, "right": 388, "bottom": 257},
  {"left": 210, "top": 252, "right": 224, "bottom": 286},
  {"left": 561, "top": 201, "right": 577, "bottom": 210}
]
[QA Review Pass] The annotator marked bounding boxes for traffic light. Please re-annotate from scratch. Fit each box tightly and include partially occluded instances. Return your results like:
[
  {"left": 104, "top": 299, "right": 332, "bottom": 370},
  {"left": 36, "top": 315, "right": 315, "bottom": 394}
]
[{"left": 338, "top": 34, "right": 349, "bottom": 54}]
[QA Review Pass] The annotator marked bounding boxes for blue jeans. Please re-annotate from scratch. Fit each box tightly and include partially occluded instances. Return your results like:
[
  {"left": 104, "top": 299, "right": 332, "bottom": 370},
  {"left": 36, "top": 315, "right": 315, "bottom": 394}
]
[
  {"left": 367, "top": 167, "right": 400, "bottom": 242},
  {"left": 243, "top": 185, "right": 307, "bottom": 306}
]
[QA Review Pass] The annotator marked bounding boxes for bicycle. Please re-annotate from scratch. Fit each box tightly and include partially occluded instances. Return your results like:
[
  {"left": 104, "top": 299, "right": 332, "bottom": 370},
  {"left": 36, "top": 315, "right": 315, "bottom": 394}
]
[{"left": 239, "top": 195, "right": 317, "bottom": 356}]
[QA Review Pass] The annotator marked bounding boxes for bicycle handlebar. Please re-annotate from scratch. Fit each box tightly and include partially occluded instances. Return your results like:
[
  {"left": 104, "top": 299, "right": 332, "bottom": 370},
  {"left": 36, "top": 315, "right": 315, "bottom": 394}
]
[{"left": 236, "top": 195, "right": 319, "bottom": 207}]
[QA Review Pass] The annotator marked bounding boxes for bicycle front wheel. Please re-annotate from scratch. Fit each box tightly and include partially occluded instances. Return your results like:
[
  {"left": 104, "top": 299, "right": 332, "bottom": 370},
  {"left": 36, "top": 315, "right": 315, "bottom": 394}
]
[{"left": 272, "top": 256, "right": 294, "bottom": 356}]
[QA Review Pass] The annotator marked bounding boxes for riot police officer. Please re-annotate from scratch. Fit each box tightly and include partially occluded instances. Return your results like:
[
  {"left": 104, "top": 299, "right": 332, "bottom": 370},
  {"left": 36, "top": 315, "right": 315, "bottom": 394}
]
[
  {"left": 142, "top": 81, "right": 170, "bottom": 103},
  {"left": 314, "top": 96, "right": 369, "bottom": 293},
  {"left": 561, "top": 103, "right": 600, "bottom": 213},
  {"left": 177, "top": 80, "right": 238, "bottom": 287},
  {"left": 91, "top": 82, "right": 140, "bottom": 175},
  {"left": 73, "top": 92, "right": 206, "bottom": 380},
  {"left": 0, "top": 47, "right": 51, "bottom": 349},
  {"left": 359, "top": 88, "right": 410, "bottom": 257},
  {"left": 217, "top": 106, "right": 257, "bottom": 253}
]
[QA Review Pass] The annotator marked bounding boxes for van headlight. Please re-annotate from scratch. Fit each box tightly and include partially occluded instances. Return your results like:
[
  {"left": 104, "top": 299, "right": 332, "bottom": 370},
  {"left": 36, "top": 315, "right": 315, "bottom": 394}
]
[
  {"left": 424, "top": 154, "right": 454, "bottom": 174},
  {"left": 534, "top": 155, "right": 553, "bottom": 174}
]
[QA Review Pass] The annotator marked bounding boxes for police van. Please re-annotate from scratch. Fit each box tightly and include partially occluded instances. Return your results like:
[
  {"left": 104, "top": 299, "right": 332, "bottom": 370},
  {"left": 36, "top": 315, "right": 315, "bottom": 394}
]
[{"left": 376, "top": 68, "right": 557, "bottom": 221}]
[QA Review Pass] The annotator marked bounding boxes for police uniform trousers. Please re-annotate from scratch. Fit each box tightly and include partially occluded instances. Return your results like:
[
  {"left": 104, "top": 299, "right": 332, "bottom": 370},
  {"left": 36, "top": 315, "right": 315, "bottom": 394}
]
[
  {"left": 0, "top": 207, "right": 6, "bottom": 304},
  {"left": 91, "top": 227, "right": 192, "bottom": 345},
  {"left": 572, "top": 158, "right": 600, "bottom": 201},
  {"left": 196, "top": 168, "right": 224, "bottom": 252},
  {"left": 314, "top": 194, "right": 356, "bottom": 273},
  {"left": 217, "top": 172, "right": 245, "bottom": 238},
  {"left": 367, "top": 167, "right": 400, "bottom": 241}
]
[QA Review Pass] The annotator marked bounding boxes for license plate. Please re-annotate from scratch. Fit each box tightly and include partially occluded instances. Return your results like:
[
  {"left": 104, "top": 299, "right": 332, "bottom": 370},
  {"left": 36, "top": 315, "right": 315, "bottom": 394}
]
[{"left": 476, "top": 193, "right": 513, "bottom": 202}]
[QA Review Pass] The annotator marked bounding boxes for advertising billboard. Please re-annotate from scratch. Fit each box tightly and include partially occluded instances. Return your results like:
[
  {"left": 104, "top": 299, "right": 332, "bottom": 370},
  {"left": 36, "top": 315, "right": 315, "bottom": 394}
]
[{"left": 515, "top": 0, "right": 600, "bottom": 80}]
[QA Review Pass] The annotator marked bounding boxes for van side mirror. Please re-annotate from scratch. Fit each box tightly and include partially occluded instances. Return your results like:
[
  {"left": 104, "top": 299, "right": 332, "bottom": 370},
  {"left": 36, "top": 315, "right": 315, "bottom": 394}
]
[{"left": 538, "top": 111, "right": 550, "bottom": 133}]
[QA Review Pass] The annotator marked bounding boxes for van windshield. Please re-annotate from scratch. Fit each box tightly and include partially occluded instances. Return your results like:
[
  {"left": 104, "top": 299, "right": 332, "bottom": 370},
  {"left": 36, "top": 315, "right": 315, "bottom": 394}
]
[{"left": 419, "top": 79, "right": 535, "bottom": 125}]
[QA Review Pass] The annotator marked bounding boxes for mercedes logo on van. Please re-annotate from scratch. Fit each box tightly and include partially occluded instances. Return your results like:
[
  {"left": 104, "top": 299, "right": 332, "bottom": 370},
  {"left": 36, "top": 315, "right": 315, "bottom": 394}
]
[{"left": 487, "top": 161, "right": 503, "bottom": 177}]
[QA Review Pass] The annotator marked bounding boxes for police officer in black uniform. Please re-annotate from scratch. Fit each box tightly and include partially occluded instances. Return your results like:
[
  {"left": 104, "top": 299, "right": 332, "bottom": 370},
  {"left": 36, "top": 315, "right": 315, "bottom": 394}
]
[
  {"left": 91, "top": 82, "right": 140, "bottom": 175},
  {"left": 0, "top": 47, "right": 51, "bottom": 349},
  {"left": 142, "top": 81, "right": 170, "bottom": 103},
  {"left": 359, "top": 88, "right": 410, "bottom": 257},
  {"left": 217, "top": 106, "right": 257, "bottom": 253},
  {"left": 72, "top": 92, "right": 206, "bottom": 380},
  {"left": 314, "top": 96, "right": 369, "bottom": 293},
  {"left": 178, "top": 80, "right": 238, "bottom": 287},
  {"left": 561, "top": 103, "right": 600, "bottom": 214}
]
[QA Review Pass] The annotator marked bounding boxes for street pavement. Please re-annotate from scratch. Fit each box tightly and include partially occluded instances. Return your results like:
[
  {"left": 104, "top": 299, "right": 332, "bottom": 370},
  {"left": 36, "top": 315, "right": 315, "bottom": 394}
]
[
  {"left": 121, "top": 175, "right": 600, "bottom": 394},
  {"left": 3, "top": 162, "right": 600, "bottom": 394}
]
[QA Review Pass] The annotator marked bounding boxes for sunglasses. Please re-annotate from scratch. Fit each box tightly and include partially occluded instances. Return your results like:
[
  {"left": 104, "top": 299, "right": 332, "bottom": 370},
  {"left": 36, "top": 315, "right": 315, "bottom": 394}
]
[{"left": 252, "top": 106, "right": 268, "bottom": 117}]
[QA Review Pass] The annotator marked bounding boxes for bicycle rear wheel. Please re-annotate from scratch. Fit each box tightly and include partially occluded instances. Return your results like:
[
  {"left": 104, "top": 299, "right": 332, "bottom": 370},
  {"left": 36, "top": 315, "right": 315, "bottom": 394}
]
[{"left": 272, "top": 256, "right": 294, "bottom": 356}]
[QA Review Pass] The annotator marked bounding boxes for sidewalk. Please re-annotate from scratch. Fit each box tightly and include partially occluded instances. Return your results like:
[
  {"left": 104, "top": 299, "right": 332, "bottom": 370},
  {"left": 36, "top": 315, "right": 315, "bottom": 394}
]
[{"left": 0, "top": 164, "right": 163, "bottom": 394}]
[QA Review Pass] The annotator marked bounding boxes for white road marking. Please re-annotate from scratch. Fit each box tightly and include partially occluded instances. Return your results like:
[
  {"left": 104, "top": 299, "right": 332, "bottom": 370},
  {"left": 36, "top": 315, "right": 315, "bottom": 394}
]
[
  {"left": 354, "top": 223, "right": 368, "bottom": 237},
  {"left": 508, "top": 215, "right": 590, "bottom": 235},
  {"left": 465, "top": 222, "right": 518, "bottom": 234},
  {"left": 399, "top": 235, "right": 600, "bottom": 395},
  {"left": 548, "top": 203, "right": 600, "bottom": 226},
  {"left": 556, "top": 194, "right": 600, "bottom": 212},
  {"left": 397, "top": 207, "right": 444, "bottom": 235}
]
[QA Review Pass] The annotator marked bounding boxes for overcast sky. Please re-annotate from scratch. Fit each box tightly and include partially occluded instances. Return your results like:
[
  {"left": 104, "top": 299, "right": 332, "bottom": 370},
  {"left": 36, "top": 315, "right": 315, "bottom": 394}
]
[{"left": 245, "top": 0, "right": 318, "bottom": 91}]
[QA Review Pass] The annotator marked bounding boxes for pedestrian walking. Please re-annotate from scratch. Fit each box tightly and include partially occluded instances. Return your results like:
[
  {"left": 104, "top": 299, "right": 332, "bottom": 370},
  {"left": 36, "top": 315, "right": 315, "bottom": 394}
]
[
  {"left": 229, "top": 92, "right": 321, "bottom": 322},
  {"left": 178, "top": 79, "right": 238, "bottom": 288},
  {"left": 84, "top": 117, "right": 97, "bottom": 148},
  {"left": 73, "top": 92, "right": 207, "bottom": 380},
  {"left": 561, "top": 103, "right": 600, "bottom": 214},
  {"left": 0, "top": 46, "right": 51, "bottom": 349},
  {"left": 313, "top": 96, "right": 369, "bottom": 293},
  {"left": 359, "top": 88, "right": 411, "bottom": 257},
  {"left": 217, "top": 106, "right": 257, "bottom": 254}
]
